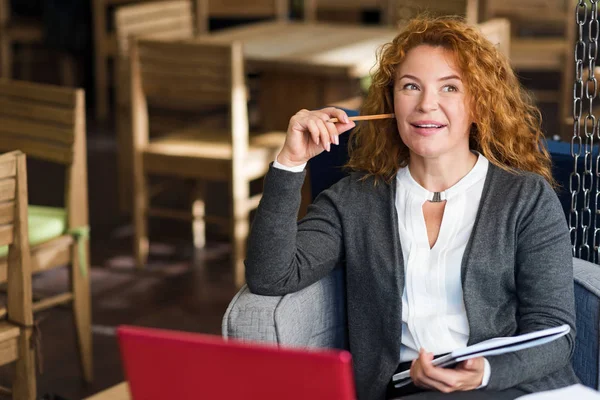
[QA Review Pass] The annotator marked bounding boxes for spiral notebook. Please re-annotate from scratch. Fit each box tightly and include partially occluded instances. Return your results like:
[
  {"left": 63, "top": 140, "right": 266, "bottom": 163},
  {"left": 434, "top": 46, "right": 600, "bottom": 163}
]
[{"left": 392, "top": 324, "right": 571, "bottom": 389}]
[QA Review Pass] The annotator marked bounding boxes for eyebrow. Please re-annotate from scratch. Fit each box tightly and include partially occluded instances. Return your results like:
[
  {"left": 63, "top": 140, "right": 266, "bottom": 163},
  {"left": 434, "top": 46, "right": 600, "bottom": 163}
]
[{"left": 398, "top": 74, "right": 462, "bottom": 82}]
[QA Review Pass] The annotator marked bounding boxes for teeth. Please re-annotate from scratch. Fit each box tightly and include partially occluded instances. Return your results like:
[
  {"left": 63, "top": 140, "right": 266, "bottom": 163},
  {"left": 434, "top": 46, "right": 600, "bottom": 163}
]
[{"left": 416, "top": 124, "right": 442, "bottom": 128}]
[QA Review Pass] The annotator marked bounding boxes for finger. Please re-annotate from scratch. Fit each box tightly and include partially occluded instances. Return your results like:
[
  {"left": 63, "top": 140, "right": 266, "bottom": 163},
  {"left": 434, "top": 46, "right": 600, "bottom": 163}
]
[
  {"left": 307, "top": 119, "right": 321, "bottom": 146},
  {"left": 315, "top": 119, "right": 331, "bottom": 152},
  {"left": 416, "top": 374, "right": 456, "bottom": 393},
  {"left": 331, "top": 107, "right": 350, "bottom": 124},
  {"left": 410, "top": 359, "right": 447, "bottom": 392},
  {"left": 323, "top": 109, "right": 356, "bottom": 134},
  {"left": 324, "top": 120, "right": 339, "bottom": 145}
]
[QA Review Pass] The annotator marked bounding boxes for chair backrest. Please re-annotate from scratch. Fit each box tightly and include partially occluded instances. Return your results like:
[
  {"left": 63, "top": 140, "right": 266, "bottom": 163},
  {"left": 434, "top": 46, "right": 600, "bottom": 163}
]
[
  {"left": 0, "top": 80, "right": 89, "bottom": 230},
  {"left": 130, "top": 38, "right": 248, "bottom": 155},
  {"left": 203, "top": 0, "right": 288, "bottom": 21},
  {"left": 483, "top": 0, "right": 569, "bottom": 33},
  {"left": 0, "top": 150, "right": 32, "bottom": 327},
  {"left": 386, "top": 0, "right": 479, "bottom": 27},
  {"left": 477, "top": 18, "right": 511, "bottom": 58},
  {"left": 114, "top": 0, "right": 196, "bottom": 106},
  {"left": 115, "top": 0, "right": 196, "bottom": 58},
  {"left": 303, "top": 0, "right": 385, "bottom": 23}
]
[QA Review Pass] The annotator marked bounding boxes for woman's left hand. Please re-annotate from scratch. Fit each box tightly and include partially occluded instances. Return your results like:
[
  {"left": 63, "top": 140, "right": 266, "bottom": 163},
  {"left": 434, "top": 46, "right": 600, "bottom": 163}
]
[{"left": 410, "top": 349, "right": 485, "bottom": 393}]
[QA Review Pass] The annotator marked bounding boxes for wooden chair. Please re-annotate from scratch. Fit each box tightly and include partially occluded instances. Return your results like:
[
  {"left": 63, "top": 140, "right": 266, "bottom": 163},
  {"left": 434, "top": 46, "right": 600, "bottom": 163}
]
[
  {"left": 130, "top": 38, "right": 286, "bottom": 287},
  {"left": 0, "top": 80, "right": 92, "bottom": 383},
  {"left": 0, "top": 150, "right": 36, "bottom": 400},
  {"left": 482, "top": 0, "right": 574, "bottom": 138},
  {"left": 114, "top": 0, "right": 198, "bottom": 213},
  {"left": 93, "top": 0, "right": 290, "bottom": 121},
  {"left": 0, "top": 0, "right": 76, "bottom": 85},
  {"left": 94, "top": 0, "right": 200, "bottom": 121},
  {"left": 304, "top": 0, "right": 388, "bottom": 24},
  {"left": 387, "top": 0, "right": 479, "bottom": 27},
  {"left": 204, "top": 0, "right": 288, "bottom": 21}
]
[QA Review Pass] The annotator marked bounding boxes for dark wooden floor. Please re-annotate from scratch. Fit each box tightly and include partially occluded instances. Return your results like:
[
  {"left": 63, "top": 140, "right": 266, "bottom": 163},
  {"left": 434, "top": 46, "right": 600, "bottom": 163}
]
[{"left": 0, "top": 119, "right": 240, "bottom": 400}]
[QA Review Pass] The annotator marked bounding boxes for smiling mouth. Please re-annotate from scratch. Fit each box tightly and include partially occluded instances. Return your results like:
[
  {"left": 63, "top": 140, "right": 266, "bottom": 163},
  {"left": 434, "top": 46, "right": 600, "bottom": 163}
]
[{"left": 411, "top": 123, "right": 446, "bottom": 129}]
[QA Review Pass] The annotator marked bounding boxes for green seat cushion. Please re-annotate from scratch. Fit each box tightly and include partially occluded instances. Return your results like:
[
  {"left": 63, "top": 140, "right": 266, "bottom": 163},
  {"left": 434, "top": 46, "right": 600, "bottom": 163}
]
[{"left": 0, "top": 205, "right": 66, "bottom": 258}]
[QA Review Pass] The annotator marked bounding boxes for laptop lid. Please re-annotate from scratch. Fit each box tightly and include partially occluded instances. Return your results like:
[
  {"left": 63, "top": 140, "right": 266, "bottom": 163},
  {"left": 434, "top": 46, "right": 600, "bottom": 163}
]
[{"left": 117, "top": 325, "right": 356, "bottom": 400}]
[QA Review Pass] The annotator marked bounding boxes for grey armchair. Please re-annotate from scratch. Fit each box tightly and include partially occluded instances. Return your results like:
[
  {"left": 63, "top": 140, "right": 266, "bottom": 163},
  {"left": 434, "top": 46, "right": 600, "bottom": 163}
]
[{"left": 223, "top": 257, "right": 600, "bottom": 390}]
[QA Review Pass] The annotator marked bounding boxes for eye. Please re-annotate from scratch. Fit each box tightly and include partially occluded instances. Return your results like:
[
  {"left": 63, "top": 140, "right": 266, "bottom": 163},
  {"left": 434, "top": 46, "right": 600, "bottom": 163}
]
[
  {"left": 442, "top": 85, "right": 458, "bottom": 92},
  {"left": 403, "top": 83, "right": 419, "bottom": 90}
]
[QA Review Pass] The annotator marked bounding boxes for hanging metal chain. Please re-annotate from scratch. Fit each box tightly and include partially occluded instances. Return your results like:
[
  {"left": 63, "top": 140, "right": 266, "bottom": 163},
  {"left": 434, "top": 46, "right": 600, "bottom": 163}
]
[
  {"left": 588, "top": 0, "right": 600, "bottom": 263},
  {"left": 581, "top": 0, "right": 598, "bottom": 261},
  {"left": 573, "top": 0, "right": 599, "bottom": 261},
  {"left": 571, "top": 0, "right": 586, "bottom": 257}
]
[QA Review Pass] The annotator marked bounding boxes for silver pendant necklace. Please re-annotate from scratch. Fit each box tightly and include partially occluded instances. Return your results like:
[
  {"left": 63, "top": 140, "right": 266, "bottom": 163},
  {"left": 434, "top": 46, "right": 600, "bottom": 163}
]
[{"left": 430, "top": 192, "right": 443, "bottom": 202}]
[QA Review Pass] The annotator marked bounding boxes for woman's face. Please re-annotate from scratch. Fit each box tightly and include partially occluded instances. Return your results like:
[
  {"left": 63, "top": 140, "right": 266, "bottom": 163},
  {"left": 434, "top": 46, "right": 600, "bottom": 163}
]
[{"left": 393, "top": 45, "right": 473, "bottom": 162}]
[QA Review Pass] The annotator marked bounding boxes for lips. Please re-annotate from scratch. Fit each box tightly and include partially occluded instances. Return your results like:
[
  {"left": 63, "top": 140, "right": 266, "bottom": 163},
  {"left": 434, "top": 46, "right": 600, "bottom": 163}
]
[{"left": 410, "top": 121, "right": 447, "bottom": 129}]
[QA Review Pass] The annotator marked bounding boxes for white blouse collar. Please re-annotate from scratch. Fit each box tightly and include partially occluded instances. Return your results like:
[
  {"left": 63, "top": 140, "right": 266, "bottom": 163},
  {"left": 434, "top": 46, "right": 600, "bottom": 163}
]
[{"left": 396, "top": 152, "right": 489, "bottom": 202}]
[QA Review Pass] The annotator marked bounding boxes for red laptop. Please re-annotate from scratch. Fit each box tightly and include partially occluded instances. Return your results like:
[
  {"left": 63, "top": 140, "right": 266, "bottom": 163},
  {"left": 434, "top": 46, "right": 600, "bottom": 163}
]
[{"left": 117, "top": 325, "right": 356, "bottom": 400}]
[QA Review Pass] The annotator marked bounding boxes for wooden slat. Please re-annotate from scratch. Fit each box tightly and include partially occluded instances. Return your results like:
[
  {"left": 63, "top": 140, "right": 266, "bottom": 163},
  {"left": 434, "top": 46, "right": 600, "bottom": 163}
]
[
  {"left": 0, "top": 322, "right": 21, "bottom": 342},
  {"left": 0, "top": 225, "right": 13, "bottom": 247},
  {"left": 138, "top": 40, "right": 232, "bottom": 68},
  {"left": 143, "top": 87, "right": 231, "bottom": 108},
  {"left": 208, "top": 0, "right": 286, "bottom": 18},
  {"left": 0, "top": 202, "right": 14, "bottom": 225},
  {"left": 0, "top": 137, "right": 73, "bottom": 165},
  {"left": 140, "top": 63, "right": 230, "bottom": 82},
  {"left": 32, "top": 293, "right": 74, "bottom": 312},
  {"left": 116, "top": 18, "right": 194, "bottom": 55},
  {"left": 0, "top": 97, "right": 75, "bottom": 126},
  {"left": 0, "top": 336, "right": 18, "bottom": 366},
  {"left": 0, "top": 236, "right": 73, "bottom": 283},
  {"left": 0, "top": 159, "right": 15, "bottom": 180},
  {"left": 119, "top": 13, "right": 193, "bottom": 33},
  {"left": 0, "top": 81, "right": 78, "bottom": 107},
  {"left": 141, "top": 72, "right": 230, "bottom": 96},
  {"left": 116, "top": 1, "right": 192, "bottom": 25},
  {"left": 0, "top": 179, "right": 15, "bottom": 202},
  {"left": 30, "top": 236, "right": 73, "bottom": 274},
  {"left": 143, "top": 152, "right": 231, "bottom": 180},
  {"left": 0, "top": 116, "right": 75, "bottom": 144}
]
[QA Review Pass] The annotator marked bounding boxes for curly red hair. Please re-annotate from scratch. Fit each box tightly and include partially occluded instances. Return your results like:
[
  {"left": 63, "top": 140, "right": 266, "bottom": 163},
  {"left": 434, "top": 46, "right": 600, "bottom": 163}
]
[{"left": 346, "top": 16, "right": 555, "bottom": 187}]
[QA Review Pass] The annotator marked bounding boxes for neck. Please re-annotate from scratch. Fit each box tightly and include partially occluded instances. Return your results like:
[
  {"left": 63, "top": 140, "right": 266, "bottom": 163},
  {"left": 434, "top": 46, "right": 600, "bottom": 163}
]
[{"left": 408, "top": 150, "right": 478, "bottom": 193}]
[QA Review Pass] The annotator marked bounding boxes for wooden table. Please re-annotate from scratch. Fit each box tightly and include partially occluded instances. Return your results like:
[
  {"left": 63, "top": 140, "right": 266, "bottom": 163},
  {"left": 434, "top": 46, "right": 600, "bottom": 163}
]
[
  {"left": 197, "top": 21, "right": 399, "bottom": 130},
  {"left": 85, "top": 382, "right": 131, "bottom": 400}
]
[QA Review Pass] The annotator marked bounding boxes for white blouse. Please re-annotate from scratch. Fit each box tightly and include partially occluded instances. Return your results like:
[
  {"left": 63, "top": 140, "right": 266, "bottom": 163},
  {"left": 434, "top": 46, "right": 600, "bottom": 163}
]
[
  {"left": 396, "top": 153, "right": 489, "bottom": 362},
  {"left": 274, "top": 153, "right": 491, "bottom": 385}
]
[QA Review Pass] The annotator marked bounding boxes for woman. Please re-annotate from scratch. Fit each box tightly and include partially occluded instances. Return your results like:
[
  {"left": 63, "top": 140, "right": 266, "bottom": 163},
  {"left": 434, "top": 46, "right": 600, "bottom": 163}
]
[{"left": 245, "top": 17, "right": 578, "bottom": 400}]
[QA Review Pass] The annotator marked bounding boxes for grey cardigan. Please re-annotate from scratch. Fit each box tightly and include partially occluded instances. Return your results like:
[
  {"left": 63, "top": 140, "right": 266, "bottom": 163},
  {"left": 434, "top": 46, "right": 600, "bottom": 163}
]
[{"left": 245, "top": 163, "right": 578, "bottom": 400}]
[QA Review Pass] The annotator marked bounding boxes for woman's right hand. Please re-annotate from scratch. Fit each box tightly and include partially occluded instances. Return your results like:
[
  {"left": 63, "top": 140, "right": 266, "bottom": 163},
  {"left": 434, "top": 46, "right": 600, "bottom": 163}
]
[{"left": 276, "top": 108, "right": 356, "bottom": 167}]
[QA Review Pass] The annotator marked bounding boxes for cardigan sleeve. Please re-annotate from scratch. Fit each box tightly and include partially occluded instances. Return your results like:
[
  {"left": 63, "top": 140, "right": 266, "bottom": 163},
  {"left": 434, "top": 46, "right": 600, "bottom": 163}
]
[
  {"left": 245, "top": 164, "right": 346, "bottom": 296},
  {"left": 485, "top": 176, "right": 576, "bottom": 391}
]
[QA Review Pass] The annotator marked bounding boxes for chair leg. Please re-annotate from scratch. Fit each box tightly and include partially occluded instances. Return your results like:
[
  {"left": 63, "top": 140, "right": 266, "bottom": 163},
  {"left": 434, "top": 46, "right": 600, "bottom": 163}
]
[
  {"left": 133, "top": 170, "right": 149, "bottom": 269},
  {"left": 58, "top": 53, "right": 77, "bottom": 87},
  {"left": 13, "top": 329, "right": 36, "bottom": 400},
  {"left": 95, "top": 53, "right": 108, "bottom": 120},
  {"left": 116, "top": 107, "right": 133, "bottom": 214},
  {"left": 0, "top": 36, "right": 11, "bottom": 78},
  {"left": 231, "top": 178, "right": 249, "bottom": 288},
  {"left": 20, "top": 46, "right": 34, "bottom": 81},
  {"left": 70, "top": 242, "right": 93, "bottom": 383},
  {"left": 191, "top": 180, "right": 206, "bottom": 250}
]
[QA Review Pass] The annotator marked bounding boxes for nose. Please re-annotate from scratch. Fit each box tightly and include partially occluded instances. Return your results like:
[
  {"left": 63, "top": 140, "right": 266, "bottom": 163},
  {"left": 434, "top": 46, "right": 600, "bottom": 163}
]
[{"left": 417, "top": 88, "right": 439, "bottom": 112}]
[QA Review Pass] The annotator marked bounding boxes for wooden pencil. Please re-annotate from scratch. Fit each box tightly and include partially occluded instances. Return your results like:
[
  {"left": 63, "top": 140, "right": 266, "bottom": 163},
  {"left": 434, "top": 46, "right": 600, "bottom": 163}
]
[{"left": 328, "top": 113, "right": 395, "bottom": 123}]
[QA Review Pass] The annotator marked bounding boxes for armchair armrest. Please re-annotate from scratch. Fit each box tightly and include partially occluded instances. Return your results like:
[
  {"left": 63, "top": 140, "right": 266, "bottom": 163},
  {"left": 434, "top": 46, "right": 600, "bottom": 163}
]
[
  {"left": 222, "top": 267, "right": 347, "bottom": 350},
  {"left": 572, "top": 257, "right": 600, "bottom": 390}
]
